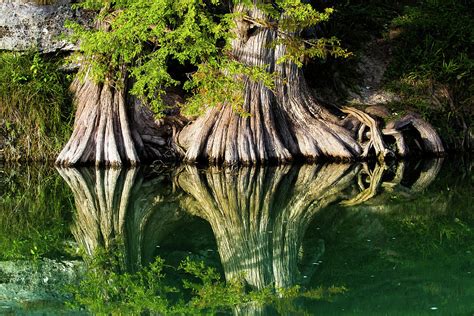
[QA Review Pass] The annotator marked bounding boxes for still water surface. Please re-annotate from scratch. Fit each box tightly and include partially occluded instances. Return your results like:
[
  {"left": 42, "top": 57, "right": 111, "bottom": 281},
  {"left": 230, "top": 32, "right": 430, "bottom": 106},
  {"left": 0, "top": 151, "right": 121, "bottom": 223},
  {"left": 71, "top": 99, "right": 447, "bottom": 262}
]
[{"left": 0, "top": 158, "right": 473, "bottom": 314}]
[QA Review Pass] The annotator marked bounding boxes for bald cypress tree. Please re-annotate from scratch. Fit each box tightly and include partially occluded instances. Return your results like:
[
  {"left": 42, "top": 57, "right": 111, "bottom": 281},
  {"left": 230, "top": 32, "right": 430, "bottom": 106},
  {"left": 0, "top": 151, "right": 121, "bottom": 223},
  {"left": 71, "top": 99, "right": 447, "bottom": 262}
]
[{"left": 57, "top": 0, "right": 444, "bottom": 166}]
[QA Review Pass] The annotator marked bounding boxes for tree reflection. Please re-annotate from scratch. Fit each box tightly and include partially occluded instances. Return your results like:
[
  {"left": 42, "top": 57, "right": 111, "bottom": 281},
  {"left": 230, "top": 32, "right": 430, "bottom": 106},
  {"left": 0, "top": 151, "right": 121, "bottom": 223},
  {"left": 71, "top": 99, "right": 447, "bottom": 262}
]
[
  {"left": 58, "top": 159, "right": 445, "bottom": 313},
  {"left": 178, "top": 159, "right": 443, "bottom": 290},
  {"left": 57, "top": 167, "right": 186, "bottom": 272},
  {"left": 178, "top": 164, "right": 357, "bottom": 289}
]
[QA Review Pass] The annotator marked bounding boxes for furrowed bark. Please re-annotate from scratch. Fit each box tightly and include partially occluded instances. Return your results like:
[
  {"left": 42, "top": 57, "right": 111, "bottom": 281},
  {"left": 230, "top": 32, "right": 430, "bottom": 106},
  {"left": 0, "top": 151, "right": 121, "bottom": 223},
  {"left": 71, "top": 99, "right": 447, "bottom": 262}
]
[{"left": 56, "top": 74, "right": 181, "bottom": 167}]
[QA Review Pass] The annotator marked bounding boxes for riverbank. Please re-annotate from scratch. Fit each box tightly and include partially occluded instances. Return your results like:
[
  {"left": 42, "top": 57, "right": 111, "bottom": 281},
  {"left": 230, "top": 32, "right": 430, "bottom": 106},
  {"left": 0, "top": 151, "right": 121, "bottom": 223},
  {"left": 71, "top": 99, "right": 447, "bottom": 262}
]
[{"left": 0, "top": 0, "right": 472, "bottom": 163}]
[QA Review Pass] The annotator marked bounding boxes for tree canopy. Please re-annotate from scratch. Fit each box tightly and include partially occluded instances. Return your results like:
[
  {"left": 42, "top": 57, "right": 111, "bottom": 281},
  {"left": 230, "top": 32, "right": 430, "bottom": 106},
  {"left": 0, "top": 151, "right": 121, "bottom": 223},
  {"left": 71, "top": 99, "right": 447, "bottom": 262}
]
[{"left": 67, "top": 0, "right": 350, "bottom": 116}]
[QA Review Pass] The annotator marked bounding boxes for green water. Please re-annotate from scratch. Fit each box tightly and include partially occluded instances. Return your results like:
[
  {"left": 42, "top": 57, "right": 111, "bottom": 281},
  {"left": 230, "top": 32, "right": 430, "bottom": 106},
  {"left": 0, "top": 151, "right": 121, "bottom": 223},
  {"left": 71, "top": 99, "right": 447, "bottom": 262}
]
[{"left": 0, "top": 158, "right": 473, "bottom": 315}]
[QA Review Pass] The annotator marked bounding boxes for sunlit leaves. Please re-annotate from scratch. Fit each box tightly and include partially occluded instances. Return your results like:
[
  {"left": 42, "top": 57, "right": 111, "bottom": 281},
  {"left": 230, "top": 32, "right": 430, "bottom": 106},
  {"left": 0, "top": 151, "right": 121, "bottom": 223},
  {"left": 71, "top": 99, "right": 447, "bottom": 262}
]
[
  {"left": 276, "top": 1, "right": 334, "bottom": 32},
  {"left": 183, "top": 57, "right": 276, "bottom": 116},
  {"left": 277, "top": 36, "right": 352, "bottom": 67}
]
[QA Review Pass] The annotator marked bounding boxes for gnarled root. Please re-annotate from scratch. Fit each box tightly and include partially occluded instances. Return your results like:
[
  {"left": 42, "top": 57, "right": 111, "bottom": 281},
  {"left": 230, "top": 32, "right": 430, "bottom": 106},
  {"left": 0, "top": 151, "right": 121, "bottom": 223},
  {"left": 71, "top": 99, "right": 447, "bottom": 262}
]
[
  {"left": 341, "top": 106, "right": 445, "bottom": 161},
  {"left": 342, "top": 107, "right": 394, "bottom": 161},
  {"left": 386, "top": 113, "right": 444, "bottom": 155}
]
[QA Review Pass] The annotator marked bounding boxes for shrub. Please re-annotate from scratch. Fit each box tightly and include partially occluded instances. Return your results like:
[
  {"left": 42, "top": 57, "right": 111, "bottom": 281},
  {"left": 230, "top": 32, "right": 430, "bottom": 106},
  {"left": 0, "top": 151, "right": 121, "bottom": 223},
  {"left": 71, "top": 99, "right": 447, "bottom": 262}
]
[{"left": 0, "top": 52, "right": 74, "bottom": 161}]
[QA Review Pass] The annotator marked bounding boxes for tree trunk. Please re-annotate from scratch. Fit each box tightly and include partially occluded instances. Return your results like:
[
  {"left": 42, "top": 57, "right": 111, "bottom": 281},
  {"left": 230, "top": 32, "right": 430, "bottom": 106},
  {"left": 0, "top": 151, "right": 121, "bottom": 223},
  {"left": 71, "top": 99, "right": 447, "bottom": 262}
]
[
  {"left": 56, "top": 75, "right": 181, "bottom": 167},
  {"left": 178, "top": 5, "right": 444, "bottom": 165}
]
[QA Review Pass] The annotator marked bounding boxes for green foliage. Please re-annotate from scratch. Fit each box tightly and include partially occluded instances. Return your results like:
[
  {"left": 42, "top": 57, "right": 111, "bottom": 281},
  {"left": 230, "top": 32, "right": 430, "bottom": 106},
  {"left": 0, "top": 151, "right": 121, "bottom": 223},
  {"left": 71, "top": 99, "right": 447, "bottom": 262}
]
[
  {"left": 67, "top": 0, "right": 232, "bottom": 115},
  {"left": 0, "top": 164, "right": 76, "bottom": 260},
  {"left": 388, "top": 0, "right": 473, "bottom": 85},
  {"left": 68, "top": 247, "right": 178, "bottom": 314},
  {"left": 386, "top": 0, "right": 473, "bottom": 149},
  {"left": 183, "top": 58, "right": 276, "bottom": 116},
  {"left": 66, "top": 0, "right": 348, "bottom": 116},
  {"left": 0, "top": 52, "right": 74, "bottom": 161},
  {"left": 277, "top": 35, "right": 351, "bottom": 67}
]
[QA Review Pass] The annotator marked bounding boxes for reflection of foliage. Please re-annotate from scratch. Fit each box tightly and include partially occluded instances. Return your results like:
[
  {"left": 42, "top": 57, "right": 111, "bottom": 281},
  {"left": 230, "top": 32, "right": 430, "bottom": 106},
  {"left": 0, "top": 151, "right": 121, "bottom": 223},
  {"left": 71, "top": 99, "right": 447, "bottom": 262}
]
[
  {"left": 67, "top": 246, "right": 347, "bottom": 315},
  {"left": 380, "top": 159, "right": 474, "bottom": 258},
  {"left": 0, "top": 165, "right": 75, "bottom": 260},
  {"left": 68, "top": 246, "right": 178, "bottom": 314},
  {"left": 394, "top": 215, "right": 472, "bottom": 257}
]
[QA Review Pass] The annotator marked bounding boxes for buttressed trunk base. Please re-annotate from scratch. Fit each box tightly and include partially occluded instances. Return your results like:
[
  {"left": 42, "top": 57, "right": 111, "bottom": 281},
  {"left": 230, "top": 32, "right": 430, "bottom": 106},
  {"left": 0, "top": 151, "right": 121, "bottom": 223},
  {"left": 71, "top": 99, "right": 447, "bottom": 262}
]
[
  {"left": 56, "top": 76, "right": 180, "bottom": 167},
  {"left": 177, "top": 5, "right": 444, "bottom": 165},
  {"left": 57, "top": 5, "right": 444, "bottom": 167}
]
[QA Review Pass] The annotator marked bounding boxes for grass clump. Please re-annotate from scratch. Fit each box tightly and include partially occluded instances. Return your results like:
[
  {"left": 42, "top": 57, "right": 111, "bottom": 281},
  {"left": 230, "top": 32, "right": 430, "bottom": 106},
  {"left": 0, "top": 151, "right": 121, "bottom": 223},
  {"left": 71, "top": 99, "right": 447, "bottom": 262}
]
[{"left": 0, "top": 52, "right": 74, "bottom": 161}]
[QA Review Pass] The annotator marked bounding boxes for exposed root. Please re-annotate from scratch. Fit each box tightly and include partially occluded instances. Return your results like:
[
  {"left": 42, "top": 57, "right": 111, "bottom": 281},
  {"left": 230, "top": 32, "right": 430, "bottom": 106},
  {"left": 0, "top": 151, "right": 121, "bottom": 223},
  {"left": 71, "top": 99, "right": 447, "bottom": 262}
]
[
  {"left": 342, "top": 107, "right": 394, "bottom": 161},
  {"left": 386, "top": 113, "right": 444, "bottom": 154}
]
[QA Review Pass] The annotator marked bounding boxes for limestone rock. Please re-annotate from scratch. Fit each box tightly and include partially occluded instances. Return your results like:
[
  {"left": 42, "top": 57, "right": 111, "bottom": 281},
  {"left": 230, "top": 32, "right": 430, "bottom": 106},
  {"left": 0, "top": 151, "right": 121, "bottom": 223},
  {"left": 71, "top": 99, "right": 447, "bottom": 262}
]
[
  {"left": 0, "top": 258, "right": 84, "bottom": 312},
  {"left": 0, "top": 0, "right": 89, "bottom": 52}
]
